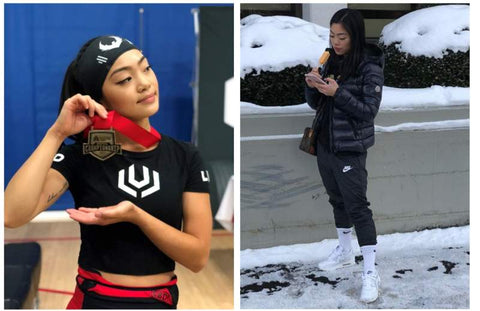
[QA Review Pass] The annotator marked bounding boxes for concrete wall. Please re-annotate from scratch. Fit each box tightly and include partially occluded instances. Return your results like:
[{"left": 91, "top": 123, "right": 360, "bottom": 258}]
[{"left": 240, "top": 106, "right": 469, "bottom": 249}]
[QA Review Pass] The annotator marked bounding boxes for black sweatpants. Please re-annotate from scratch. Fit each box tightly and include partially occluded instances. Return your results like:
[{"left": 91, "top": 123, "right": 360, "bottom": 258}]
[{"left": 316, "top": 145, "right": 377, "bottom": 246}]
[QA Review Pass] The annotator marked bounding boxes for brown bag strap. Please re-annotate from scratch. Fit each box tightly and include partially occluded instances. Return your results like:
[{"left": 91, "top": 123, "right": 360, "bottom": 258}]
[{"left": 311, "top": 96, "right": 328, "bottom": 128}]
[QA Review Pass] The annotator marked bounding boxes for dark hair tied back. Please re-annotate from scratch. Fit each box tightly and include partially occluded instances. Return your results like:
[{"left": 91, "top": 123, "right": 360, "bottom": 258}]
[
  {"left": 58, "top": 37, "right": 99, "bottom": 142},
  {"left": 59, "top": 37, "right": 99, "bottom": 112}
]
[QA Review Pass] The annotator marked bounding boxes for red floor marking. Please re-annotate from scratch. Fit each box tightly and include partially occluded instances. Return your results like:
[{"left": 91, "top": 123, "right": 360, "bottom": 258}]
[
  {"left": 38, "top": 288, "right": 74, "bottom": 296},
  {"left": 212, "top": 231, "right": 233, "bottom": 237}
]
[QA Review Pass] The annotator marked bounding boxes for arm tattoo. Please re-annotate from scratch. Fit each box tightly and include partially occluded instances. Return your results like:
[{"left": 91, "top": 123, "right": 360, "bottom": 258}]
[{"left": 47, "top": 182, "right": 68, "bottom": 204}]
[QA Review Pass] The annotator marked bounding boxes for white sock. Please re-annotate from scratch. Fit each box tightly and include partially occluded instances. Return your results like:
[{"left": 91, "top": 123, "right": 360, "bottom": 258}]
[
  {"left": 361, "top": 245, "right": 377, "bottom": 274},
  {"left": 336, "top": 227, "right": 353, "bottom": 252}
]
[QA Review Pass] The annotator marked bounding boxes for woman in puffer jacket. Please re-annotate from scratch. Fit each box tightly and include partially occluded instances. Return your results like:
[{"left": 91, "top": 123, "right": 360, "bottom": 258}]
[{"left": 305, "top": 8, "right": 384, "bottom": 303}]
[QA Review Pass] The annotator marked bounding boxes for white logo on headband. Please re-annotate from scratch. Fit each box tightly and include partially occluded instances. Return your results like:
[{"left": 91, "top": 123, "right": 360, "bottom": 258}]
[
  {"left": 96, "top": 56, "right": 108, "bottom": 64},
  {"left": 99, "top": 36, "right": 122, "bottom": 51}
]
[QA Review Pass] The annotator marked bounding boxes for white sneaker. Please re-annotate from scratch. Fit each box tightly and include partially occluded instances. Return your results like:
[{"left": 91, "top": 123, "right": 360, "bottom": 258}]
[
  {"left": 360, "top": 270, "right": 380, "bottom": 303},
  {"left": 318, "top": 245, "right": 355, "bottom": 271}
]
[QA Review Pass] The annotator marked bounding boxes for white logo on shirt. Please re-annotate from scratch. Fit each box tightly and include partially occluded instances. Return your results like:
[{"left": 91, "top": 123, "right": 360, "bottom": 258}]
[
  {"left": 201, "top": 170, "right": 210, "bottom": 182},
  {"left": 118, "top": 165, "right": 160, "bottom": 198},
  {"left": 342, "top": 166, "right": 352, "bottom": 173},
  {"left": 53, "top": 153, "right": 65, "bottom": 162}
]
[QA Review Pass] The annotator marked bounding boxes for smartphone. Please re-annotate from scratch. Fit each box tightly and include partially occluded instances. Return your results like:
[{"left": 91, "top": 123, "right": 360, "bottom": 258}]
[{"left": 305, "top": 73, "right": 327, "bottom": 85}]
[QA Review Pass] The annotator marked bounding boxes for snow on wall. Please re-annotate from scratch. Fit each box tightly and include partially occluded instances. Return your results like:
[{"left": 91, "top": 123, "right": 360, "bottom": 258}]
[{"left": 241, "top": 86, "right": 469, "bottom": 115}]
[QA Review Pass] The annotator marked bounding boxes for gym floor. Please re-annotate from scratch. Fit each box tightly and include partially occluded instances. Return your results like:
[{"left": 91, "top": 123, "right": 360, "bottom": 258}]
[{"left": 5, "top": 221, "right": 233, "bottom": 309}]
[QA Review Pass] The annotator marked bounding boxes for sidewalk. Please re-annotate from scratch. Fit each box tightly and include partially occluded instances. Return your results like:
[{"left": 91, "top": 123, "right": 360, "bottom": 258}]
[{"left": 241, "top": 226, "right": 469, "bottom": 308}]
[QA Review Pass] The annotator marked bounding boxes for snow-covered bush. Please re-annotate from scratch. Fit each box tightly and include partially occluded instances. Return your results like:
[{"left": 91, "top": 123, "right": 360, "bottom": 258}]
[
  {"left": 380, "top": 5, "right": 469, "bottom": 88},
  {"left": 241, "top": 65, "right": 312, "bottom": 106},
  {"left": 241, "top": 15, "right": 328, "bottom": 106}
]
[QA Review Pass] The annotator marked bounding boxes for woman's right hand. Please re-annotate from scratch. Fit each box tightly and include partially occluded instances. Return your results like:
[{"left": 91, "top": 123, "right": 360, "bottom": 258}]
[
  {"left": 50, "top": 94, "right": 108, "bottom": 139},
  {"left": 305, "top": 68, "right": 322, "bottom": 88}
]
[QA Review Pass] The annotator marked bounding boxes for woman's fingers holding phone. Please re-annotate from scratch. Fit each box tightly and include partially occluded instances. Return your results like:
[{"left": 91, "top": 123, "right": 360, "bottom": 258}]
[
  {"left": 315, "top": 78, "right": 339, "bottom": 97},
  {"left": 305, "top": 72, "right": 324, "bottom": 87},
  {"left": 305, "top": 77, "right": 316, "bottom": 88}
]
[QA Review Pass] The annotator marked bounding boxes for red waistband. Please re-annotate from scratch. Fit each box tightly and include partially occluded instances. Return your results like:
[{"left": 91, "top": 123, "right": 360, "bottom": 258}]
[{"left": 77, "top": 267, "right": 177, "bottom": 305}]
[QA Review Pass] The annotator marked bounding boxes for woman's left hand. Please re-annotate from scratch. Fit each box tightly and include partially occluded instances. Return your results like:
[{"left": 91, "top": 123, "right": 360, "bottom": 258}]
[
  {"left": 314, "top": 78, "right": 339, "bottom": 97},
  {"left": 66, "top": 201, "right": 140, "bottom": 226}
]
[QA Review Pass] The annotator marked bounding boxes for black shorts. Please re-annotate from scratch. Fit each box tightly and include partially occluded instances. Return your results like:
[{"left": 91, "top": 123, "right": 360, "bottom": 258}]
[{"left": 66, "top": 267, "right": 179, "bottom": 309}]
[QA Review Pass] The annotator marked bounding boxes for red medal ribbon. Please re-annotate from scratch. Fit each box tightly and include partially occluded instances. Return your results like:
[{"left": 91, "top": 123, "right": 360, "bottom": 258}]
[{"left": 83, "top": 111, "right": 161, "bottom": 148}]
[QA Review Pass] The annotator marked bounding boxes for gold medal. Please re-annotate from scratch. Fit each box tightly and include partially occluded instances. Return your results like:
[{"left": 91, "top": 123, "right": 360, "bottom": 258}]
[{"left": 83, "top": 128, "right": 122, "bottom": 161}]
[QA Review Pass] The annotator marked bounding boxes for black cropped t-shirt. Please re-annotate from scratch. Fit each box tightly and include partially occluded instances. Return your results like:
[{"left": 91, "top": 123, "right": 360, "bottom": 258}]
[{"left": 51, "top": 135, "right": 210, "bottom": 275}]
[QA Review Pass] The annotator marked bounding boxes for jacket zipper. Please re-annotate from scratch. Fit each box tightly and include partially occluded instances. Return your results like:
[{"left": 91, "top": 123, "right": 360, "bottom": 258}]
[{"left": 329, "top": 104, "right": 335, "bottom": 152}]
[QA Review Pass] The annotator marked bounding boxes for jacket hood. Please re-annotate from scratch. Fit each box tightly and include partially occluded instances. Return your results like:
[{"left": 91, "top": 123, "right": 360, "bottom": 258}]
[{"left": 363, "top": 43, "right": 385, "bottom": 69}]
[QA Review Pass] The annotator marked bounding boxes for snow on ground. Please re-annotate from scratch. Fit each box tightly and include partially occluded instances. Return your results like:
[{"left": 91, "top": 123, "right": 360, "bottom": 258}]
[
  {"left": 380, "top": 5, "right": 469, "bottom": 58},
  {"left": 241, "top": 14, "right": 329, "bottom": 77},
  {"left": 241, "top": 86, "right": 469, "bottom": 115},
  {"left": 241, "top": 226, "right": 469, "bottom": 308}
]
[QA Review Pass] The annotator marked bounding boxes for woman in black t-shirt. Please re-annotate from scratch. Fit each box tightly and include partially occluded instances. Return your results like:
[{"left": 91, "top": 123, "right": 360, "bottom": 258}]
[{"left": 5, "top": 36, "right": 212, "bottom": 309}]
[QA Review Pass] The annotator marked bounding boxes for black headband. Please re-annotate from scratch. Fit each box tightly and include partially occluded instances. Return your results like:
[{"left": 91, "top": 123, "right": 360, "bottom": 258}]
[{"left": 75, "top": 36, "right": 138, "bottom": 101}]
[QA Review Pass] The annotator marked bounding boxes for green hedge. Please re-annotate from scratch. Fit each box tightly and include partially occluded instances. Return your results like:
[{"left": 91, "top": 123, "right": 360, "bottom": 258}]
[
  {"left": 381, "top": 44, "right": 469, "bottom": 88},
  {"left": 241, "top": 65, "right": 311, "bottom": 106}
]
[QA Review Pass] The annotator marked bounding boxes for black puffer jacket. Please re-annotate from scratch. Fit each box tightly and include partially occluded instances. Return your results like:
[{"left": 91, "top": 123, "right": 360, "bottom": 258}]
[{"left": 305, "top": 44, "right": 384, "bottom": 153}]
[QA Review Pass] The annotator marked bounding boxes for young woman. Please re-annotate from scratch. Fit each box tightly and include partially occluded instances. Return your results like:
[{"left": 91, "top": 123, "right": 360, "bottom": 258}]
[
  {"left": 5, "top": 35, "right": 212, "bottom": 309},
  {"left": 304, "top": 9, "right": 384, "bottom": 303}
]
